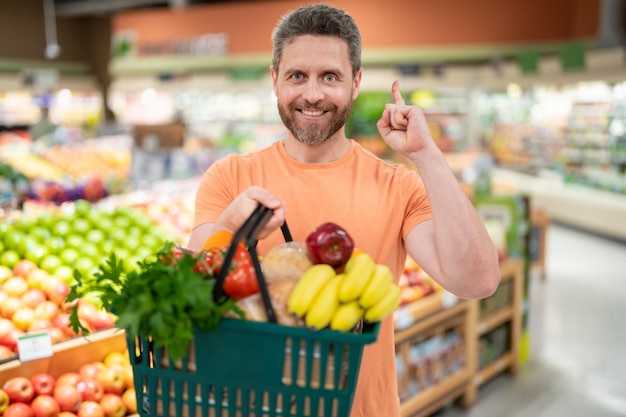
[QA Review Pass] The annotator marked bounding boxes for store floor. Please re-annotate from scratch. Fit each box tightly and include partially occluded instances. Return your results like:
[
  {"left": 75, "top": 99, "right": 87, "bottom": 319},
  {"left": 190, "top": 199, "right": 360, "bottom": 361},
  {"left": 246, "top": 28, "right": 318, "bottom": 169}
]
[{"left": 433, "top": 222, "right": 626, "bottom": 417}]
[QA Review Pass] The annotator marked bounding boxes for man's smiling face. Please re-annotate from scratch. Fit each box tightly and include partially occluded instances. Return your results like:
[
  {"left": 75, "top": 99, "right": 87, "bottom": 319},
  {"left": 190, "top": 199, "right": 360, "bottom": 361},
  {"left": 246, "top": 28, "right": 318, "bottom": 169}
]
[{"left": 271, "top": 34, "right": 361, "bottom": 146}]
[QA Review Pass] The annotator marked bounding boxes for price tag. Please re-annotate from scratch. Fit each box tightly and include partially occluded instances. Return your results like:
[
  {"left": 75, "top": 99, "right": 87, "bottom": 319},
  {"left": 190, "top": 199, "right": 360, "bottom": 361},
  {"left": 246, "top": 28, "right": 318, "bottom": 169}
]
[{"left": 17, "top": 331, "right": 53, "bottom": 362}]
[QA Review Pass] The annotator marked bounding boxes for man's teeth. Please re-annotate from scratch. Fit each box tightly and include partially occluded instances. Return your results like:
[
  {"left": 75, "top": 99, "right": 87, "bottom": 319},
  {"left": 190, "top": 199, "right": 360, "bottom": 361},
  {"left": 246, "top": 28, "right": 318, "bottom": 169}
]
[{"left": 302, "top": 110, "right": 324, "bottom": 116}]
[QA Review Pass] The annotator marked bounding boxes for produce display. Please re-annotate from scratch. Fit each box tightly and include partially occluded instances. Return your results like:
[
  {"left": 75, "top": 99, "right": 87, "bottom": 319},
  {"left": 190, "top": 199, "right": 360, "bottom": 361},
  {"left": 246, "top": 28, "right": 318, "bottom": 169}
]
[
  {"left": 0, "top": 198, "right": 174, "bottom": 360},
  {"left": 398, "top": 256, "right": 442, "bottom": 306},
  {"left": 0, "top": 199, "right": 170, "bottom": 277},
  {"left": 0, "top": 347, "right": 136, "bottom": 417},
  {"left": 0, "top": 136, "right": 132, "bottom": 206},
  {"left": 0, "top": 258, "right": 117, "bottom": 359},
  {"left": 68, "top": 220, "right": 402, "bottom": 361}
]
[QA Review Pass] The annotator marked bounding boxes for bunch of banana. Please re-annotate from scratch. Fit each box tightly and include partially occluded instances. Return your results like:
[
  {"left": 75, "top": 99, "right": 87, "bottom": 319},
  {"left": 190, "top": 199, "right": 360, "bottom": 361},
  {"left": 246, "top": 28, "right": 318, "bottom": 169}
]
[{"left": 287, "top": 253, "right": 402, "bottom": 332}]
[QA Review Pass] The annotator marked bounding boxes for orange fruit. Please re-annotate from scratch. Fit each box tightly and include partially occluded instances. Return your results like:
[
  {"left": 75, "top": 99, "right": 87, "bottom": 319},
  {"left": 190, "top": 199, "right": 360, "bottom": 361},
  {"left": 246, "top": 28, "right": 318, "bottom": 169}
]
[{"left": 200, "top": 230, "right": 234, "bottom": 251}]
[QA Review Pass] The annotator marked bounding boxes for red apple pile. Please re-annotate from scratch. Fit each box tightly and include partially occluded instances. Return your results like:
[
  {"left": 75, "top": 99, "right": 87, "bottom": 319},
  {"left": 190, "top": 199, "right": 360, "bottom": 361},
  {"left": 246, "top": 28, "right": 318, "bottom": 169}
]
[
  {"left": 0, "top": 349, "right": 136, "bottom": 417},
  {"left": 0, "top": 260, "right": 116, "bottom": 357}
]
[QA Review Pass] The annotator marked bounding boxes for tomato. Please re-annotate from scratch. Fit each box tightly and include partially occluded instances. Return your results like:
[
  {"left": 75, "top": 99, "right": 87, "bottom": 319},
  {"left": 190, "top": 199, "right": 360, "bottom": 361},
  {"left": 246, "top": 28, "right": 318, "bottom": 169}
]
[
  {"left": 160, "top": 246, "right": 184, "bottom": 265},
  {"left": 203, "top": 244, "right": 259, "bottom": 300}
]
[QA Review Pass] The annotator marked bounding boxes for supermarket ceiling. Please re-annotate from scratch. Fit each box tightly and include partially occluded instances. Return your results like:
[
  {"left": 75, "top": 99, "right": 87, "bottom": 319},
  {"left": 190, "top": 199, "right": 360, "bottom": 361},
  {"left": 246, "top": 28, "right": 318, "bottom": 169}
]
[{"left": 53, "top": 0, "right": 262, "bottom": 17}]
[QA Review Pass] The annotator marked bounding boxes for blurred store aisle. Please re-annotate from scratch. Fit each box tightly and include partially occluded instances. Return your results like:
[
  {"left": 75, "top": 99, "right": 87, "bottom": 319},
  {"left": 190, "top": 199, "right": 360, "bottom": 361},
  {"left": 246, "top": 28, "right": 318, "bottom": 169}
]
[{"left": 433, "top": 223, "right": 626, "bottom": 417}]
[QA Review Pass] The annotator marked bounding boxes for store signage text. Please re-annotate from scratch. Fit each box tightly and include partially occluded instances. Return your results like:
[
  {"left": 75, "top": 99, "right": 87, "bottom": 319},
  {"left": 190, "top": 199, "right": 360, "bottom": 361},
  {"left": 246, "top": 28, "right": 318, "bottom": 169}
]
[{"left": 136, "top": 33, "right": 229, "bottom": 57}]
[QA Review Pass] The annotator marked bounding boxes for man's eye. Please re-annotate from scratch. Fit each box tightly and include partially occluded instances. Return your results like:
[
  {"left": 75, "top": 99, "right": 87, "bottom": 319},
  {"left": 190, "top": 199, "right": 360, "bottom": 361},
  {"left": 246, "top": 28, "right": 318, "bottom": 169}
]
[
  {"left": 291, "top": 74, "right": 304, "bottom": 80},
  {"left": 324, "top": 75, "right": 337, "bottom": 82}
]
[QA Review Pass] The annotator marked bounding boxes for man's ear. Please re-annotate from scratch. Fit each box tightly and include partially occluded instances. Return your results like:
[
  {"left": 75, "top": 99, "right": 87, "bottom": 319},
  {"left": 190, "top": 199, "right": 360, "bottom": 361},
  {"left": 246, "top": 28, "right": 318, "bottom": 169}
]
[
  {"left": 270, "top": 65, "right": 278, "bottom": 96},
  {"left": 352, "top": 68, "right": 363, "bottom": 101}
]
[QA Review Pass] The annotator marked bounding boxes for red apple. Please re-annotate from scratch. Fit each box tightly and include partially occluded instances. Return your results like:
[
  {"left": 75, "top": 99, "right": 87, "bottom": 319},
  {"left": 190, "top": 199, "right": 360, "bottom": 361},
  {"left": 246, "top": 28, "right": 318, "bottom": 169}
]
[
  {"left": 76, "top": 303, "right": 98, "bottom": 323},
  {"left": 78, "top": 362, "right": 105, "bottom": 381},
  {"left": 76, "top": 379, "right": 103, "bottom": 402},
  {"left": 121, "top": 388, "right": 136, "bottom": 415},
  {"left": 76, "top": 401, "right": 103, "bottom": 417},
  {"left": 48, "top": 327, "right": 67, "bottom": 344},
  {"left": 55, "top": 373, "right": 82, "bottom": 388},
  {"left": 46, "top": 282, "right": 70, "bottom": 306},
  {"left": 95, "top": 368, "right": 125, "bottom": 395},
  {"left": 0, "top": 326, "right": 23, "bottom": 352},
  {"left": 305, "top": 222, "right": 355, "bottom": 268},
  {"left": 26, "top": 269, "right": 51, "bottom": 291},
  {"left": 13, "top": 260, "right": 37, "bottom": 278},
  {"left": 0, "top": 318, "right": 16, "bottom": 340},
  {"left": 1, "top": 297, "right": 24, "bottom": 319},
  {"left": 0, "top": 344, "right": 16, "bottom": 360},
  {"left": 2, "top": 377, "right": 34, "bottom": 404},
  {"left": 34, "top": 301, "right": 60, "bottom": 321},
  {"left": 87, "top": 311, "right": 115, "bottom": 331},
  {"left": 21, "top": 289, "right": 47, "bottom": 309},
  {"left": 11, "top": 307, "right": 36, "bottom": 331},
  {"left": 31, "top": 394, "right": 60, "bottom": 417},
  {"left": 4, "top": 403, "right": 35, "bottom": 417},
  {"left": 0, "top": 388, "right": 9, "bottom": 414},
  {"left": 31, "top": 373, "right": 57, "bottom": 396},
  {"left": 59, "top": 412, "right": 77, "bottom": 417},
  {"left": 99, "top": 394, "right": 126, "bottom": 417},
  {"left": 28, "top": 318, "right": 54, "bottom": 333},
  {"left": 0, "top": 290, "right": 10, "bottom": 306},
  {"left": 3, "top": 277, "right": 29, "bottom": 298},
  {"left": 53, "top": 385, "right": 82, "bottom": 413},
  {"left": 53, "top": 314, "right": 90, "bottom": 338}
]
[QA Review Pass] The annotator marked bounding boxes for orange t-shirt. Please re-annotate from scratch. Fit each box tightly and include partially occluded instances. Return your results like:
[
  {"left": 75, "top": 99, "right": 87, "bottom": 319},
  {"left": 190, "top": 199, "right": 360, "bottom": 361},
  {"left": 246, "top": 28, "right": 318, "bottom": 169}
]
[{"left": 193, "top": 139, "right": 432, "bottom": 417}]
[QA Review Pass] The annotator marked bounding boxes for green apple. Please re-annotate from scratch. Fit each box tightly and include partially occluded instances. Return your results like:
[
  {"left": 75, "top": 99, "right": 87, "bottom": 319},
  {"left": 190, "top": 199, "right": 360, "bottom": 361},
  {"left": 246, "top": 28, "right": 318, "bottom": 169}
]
[
  {"left": 30, "top": 226, "right": 51, "bottom": 242},
  {"left": 53, "top": 265, "right": 75, "bottom": 285},
  {"left": 74, "top": 199, "right": 92, "bottom": 217},
  {"left": 46, "top": 237, "right": 66, "bottom": 254},
  {"left": 75, "top": 257, "right": 95, "bottom": 275},
  {"left": 86, "top": 229, "right": 106, "bottom": 245},
  {"left": 59, "top": 248, "right": 80, "bottom": 265},
  {"left": 53, "top": 220, "right": 72, "bottom": 237},
  {"left": 13, "top": 216, "right": 35, "bottom": 232},
  {"left": 40, "top": 254, "right": 63, "bottom": 274},
  {"left": 113, "top": 216, "right": 131, "bottom": 229},
  {"left": 80, "top": 242, "right": 100, "bottom": 259},
  {"left": 123, "top": 236, "right": 140, "bottom": 252},
  {"left": 65, "top": 234, "right": 85, "bottom": 251},
  {"left": 94, "top": 217, "right": 115, "bottom": 234},
  {"left": 71, "top": 218, "right": 91, "bottom": 235},
  {"left": 3, "top": 231, "right": 25, "bottom": 251},
  {"left": 25, "top": 244, "right": 49, "bottom": 264},
  {"left": 110, "top": 229, "right": 127, "bottom": 243},
  {"left": 36, "top": 212, "right": 56, "bottom": 228}
]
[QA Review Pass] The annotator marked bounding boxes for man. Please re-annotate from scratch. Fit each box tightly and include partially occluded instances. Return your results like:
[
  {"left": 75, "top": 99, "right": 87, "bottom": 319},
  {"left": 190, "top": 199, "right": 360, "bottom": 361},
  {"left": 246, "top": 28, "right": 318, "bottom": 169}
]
[{"left": 188, "top": 4, "right": 500, "bottom": 416}]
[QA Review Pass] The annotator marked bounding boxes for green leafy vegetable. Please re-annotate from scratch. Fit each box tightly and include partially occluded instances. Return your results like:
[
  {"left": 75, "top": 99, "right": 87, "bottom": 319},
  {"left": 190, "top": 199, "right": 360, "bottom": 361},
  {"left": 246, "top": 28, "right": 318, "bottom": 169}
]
[{"left": 67, "top": 242, "right": 243, "bottom": 361}]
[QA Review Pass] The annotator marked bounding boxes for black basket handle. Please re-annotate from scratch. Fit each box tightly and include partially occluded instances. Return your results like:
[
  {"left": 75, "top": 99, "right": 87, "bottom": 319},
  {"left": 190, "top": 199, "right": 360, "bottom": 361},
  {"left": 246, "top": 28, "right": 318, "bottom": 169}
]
[{"left": 213, "top": 204, "right": 293, "bottom": 324}]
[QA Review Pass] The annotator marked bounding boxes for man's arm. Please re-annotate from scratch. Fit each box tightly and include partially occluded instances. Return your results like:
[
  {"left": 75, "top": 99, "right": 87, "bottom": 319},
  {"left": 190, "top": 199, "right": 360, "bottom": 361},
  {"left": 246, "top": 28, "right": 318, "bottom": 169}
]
[
  {"left": 187, "top": 186, "right": 286, "bottom": 252},
  {"left": 377, "top": 81, "right": 500, "bottom": 299}
]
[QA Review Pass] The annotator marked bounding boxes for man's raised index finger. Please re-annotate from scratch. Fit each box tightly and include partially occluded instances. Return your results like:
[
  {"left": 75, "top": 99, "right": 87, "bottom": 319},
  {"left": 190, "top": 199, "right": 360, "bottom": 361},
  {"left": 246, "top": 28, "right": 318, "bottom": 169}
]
[{"left": 392, "top": 80, "right": 405, "bottom": 105}]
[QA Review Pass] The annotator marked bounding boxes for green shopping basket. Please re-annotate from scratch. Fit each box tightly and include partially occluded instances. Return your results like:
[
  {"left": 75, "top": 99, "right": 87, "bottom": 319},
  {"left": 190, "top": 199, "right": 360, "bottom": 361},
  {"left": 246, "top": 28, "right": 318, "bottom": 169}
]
[{"left": 126, "top": 205, "right": 381, "bottom": 417}]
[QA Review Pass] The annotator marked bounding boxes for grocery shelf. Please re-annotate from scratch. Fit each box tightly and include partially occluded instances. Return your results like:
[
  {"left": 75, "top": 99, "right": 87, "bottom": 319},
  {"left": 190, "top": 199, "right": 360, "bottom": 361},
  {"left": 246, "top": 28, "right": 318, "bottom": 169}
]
[
  {"left": 400, "top": 367, "right": 474, "bottom": 417},
  {"left": 396, "top": 296, "right": 477, "bottom": 417},
  {"left": 464, "top": 258, "right": 524, "bottom": 407},
  {"left": 396, "top": 258, "right": 524, "bottom": 414},
  {"left": 0, "top": 328, "right": 127, "bottom": 381},
  {"left": 492, "top": 168, "right": 626, "bottom": 241},
  {"left": 477, "top": 305, "right": 514, "bottom": 336},
  {"left": 473, "top": 351, "right": 515, "bottom": 387},
  {"left": 394, "top": 297, "right": 468, "bottom": 343}
]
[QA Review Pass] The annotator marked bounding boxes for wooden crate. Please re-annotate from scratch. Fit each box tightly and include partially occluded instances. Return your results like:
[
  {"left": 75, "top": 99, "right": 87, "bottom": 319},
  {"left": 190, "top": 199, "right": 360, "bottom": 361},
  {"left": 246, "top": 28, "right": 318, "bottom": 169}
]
[{"left": 0, "top": 328, "right": 127, "bottom": 381}]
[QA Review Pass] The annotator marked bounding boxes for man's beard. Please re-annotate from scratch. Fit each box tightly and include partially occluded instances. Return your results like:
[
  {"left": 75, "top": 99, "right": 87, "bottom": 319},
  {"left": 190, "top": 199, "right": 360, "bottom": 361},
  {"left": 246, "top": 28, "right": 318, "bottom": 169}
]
[{"left": 278, "top": 100, "right": 352, "bottom": 146}]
